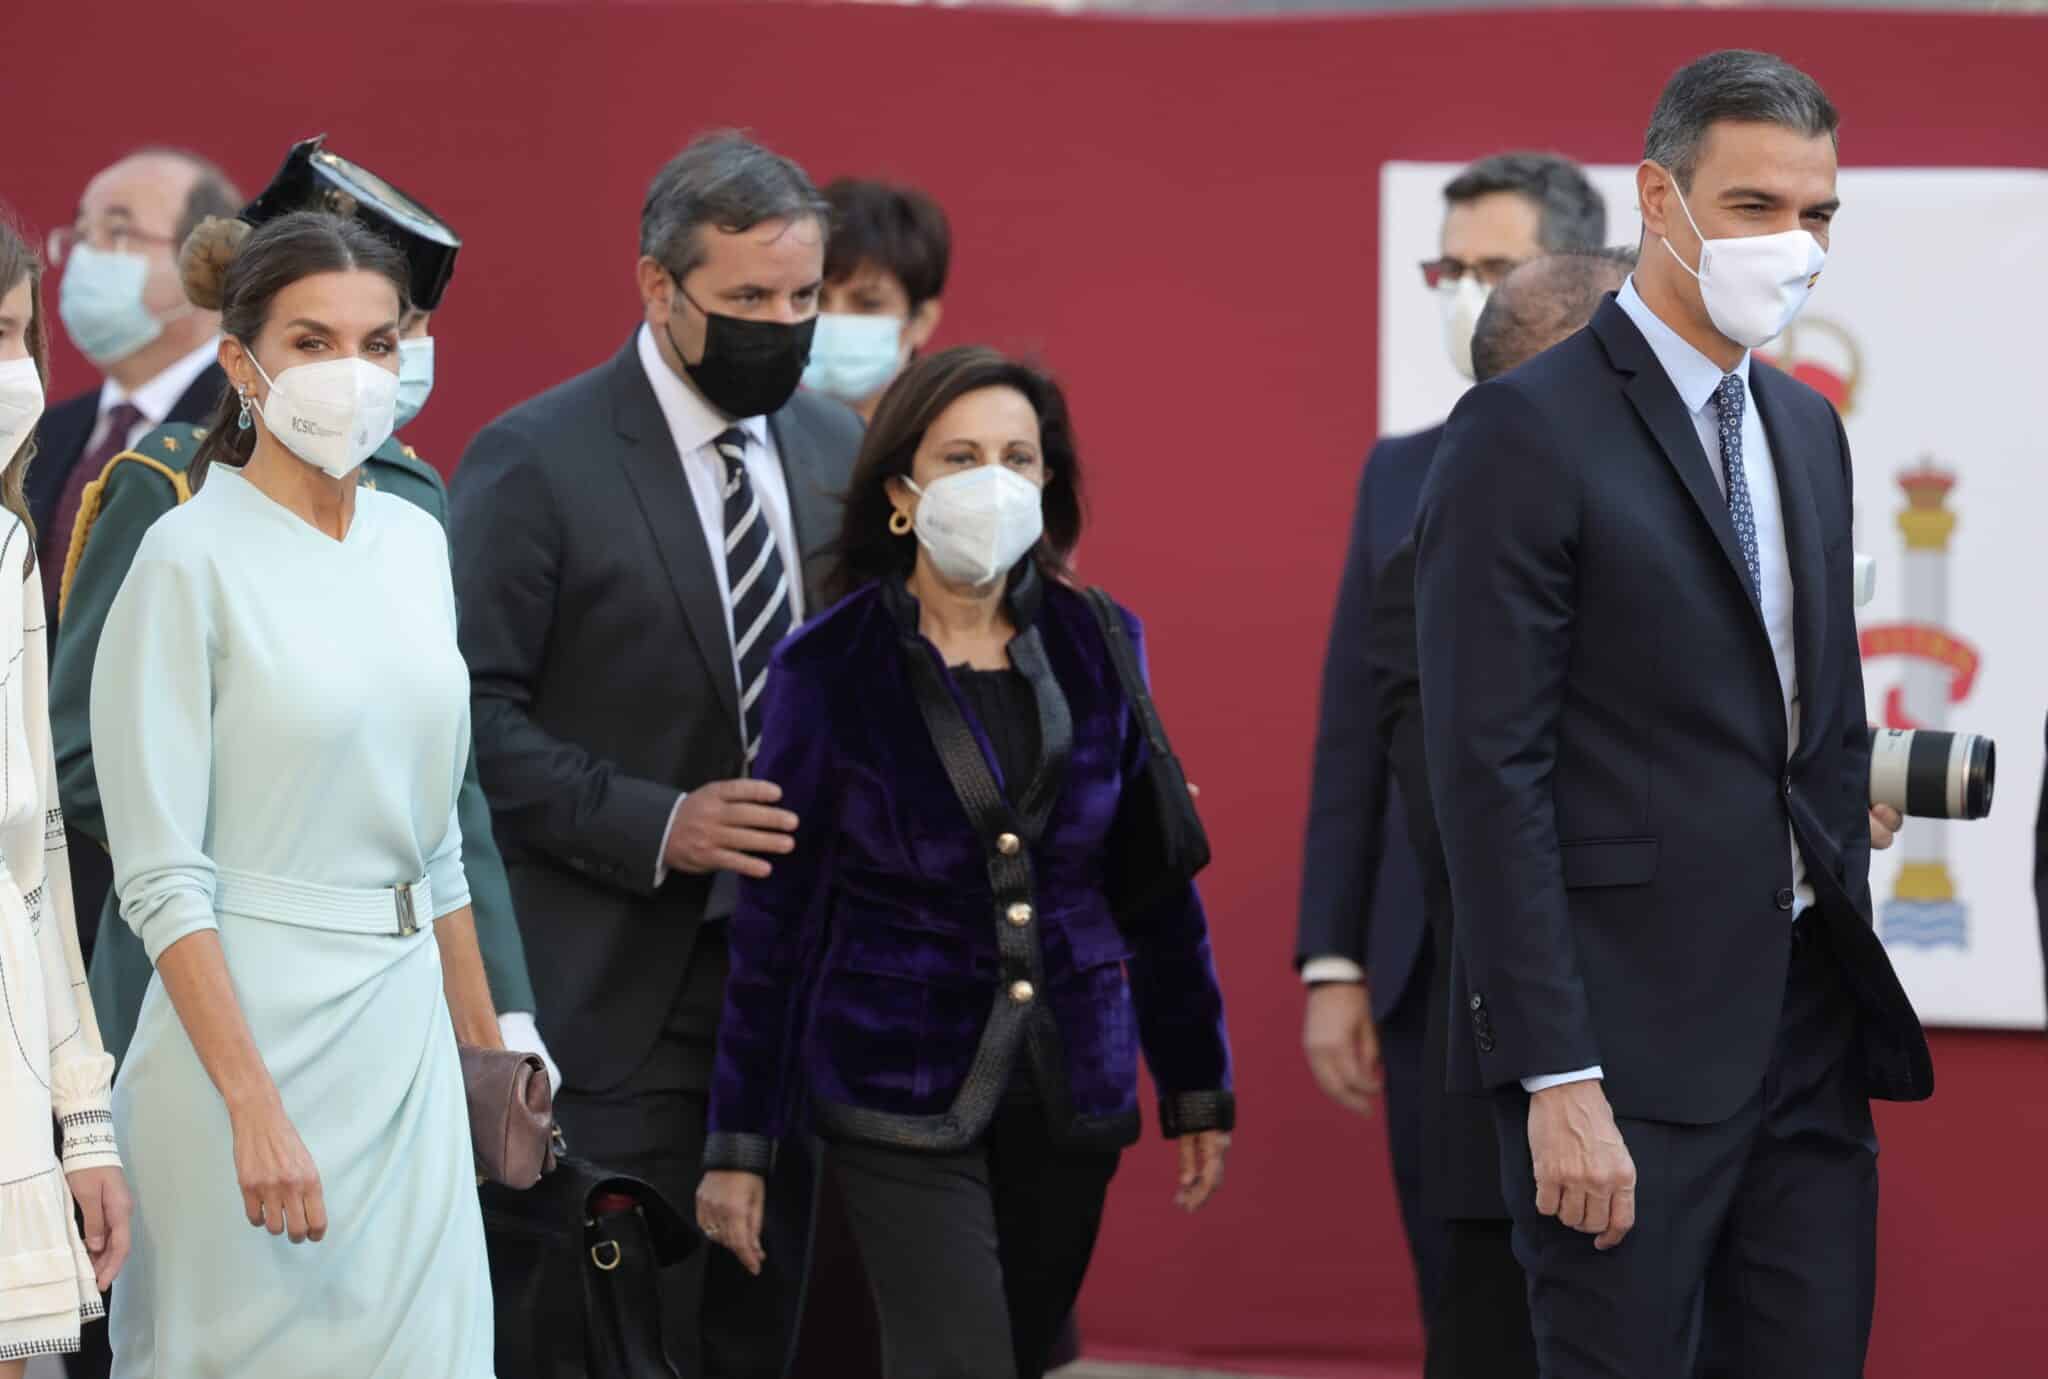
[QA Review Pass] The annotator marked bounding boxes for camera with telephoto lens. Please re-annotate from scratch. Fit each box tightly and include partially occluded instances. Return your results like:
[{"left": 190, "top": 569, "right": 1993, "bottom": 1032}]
[{"left": 1868, "top": 727, "right": 1995, "bottom": 820}]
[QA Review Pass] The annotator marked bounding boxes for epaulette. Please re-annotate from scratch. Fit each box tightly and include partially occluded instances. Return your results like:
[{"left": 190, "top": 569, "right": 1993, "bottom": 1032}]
[
  {"left": 58, "top": 422, "right": 208, "bottom": 618},
  {"left": 363, "top": 435, "right": 440, "bottom": 489}
]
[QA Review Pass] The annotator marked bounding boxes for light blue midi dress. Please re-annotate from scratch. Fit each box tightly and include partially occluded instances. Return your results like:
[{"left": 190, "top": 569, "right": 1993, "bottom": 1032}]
[{"left": 90, "top": 467, "right": 493, "bottom": 1378}]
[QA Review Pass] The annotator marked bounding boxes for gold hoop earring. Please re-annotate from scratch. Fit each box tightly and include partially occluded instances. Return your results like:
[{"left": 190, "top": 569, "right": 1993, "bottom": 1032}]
[{"left": 888, "top": 509, "right": 913, "bottom": 536}]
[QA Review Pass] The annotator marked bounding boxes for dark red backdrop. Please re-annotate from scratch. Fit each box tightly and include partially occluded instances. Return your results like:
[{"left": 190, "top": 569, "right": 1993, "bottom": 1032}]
[{"left": 14, "top": 2, "right": 2047, "bottom": 1372}]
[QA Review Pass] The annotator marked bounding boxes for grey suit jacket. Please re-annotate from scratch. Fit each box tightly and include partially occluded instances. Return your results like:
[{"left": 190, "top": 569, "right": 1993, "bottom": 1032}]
[{"left": 450, "top": 333, "right": 862, "bottom": 1091}]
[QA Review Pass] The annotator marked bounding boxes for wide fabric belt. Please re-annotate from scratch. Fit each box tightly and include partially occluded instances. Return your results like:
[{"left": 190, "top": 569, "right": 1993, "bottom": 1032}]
[{"left": 214, "top": 867, "right": 434, "bottom": 938}]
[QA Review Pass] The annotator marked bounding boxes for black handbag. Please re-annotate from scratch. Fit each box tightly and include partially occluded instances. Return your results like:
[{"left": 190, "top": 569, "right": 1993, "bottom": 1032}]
[
  {"left": 1083, "top": 587, "right": 1212, "bottom": 916},
  {"left": 479, "top": 1156, "right": 697, "bottom": 1379}
]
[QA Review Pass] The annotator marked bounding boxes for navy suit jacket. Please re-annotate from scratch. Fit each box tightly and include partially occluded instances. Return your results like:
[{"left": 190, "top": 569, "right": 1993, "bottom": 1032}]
[
  {"left": 1415, "top": 297, "right": 1932, "bottom": 1125},
  {"left": 452, "top": 335, "right": 863, "bottom": 1093},
  {"left": 1296, "top": 426, "right": 1439, "bottom": 1019}
]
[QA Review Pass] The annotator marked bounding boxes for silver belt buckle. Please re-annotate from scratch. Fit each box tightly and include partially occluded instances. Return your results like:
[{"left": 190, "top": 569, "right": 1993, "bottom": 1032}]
[{"left": 394, "top": 882, "right": 419, "bottom": 936}]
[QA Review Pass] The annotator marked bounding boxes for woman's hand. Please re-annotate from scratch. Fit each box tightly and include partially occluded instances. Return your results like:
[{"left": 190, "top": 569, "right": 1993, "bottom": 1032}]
[
  {"left": 229, "top": 1096, "right": 326, "bottom": 1244},
  {"left": 65, "top": 1165, "right": 133, "bottom": 1290},
  {"left": 1175, "top": 1129, "right": 1231, "bottom": 1212},
  {"left": 696, "top": 1170, "right": 767, "bottom": 1275}
]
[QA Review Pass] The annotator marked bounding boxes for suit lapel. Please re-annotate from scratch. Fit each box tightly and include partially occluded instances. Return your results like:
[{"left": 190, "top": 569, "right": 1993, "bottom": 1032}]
[
  {"left": 606, "top": 336, "right": 741, "bottom": 731},
  {"left": 1594, "top": 301, "right": 1763, "bottom": 623},
  {"left": 767, "top": 402, "right": 841, "bottom": 612},
  {"left": 1751, "top": 365, "right": 1829, "bottom": 758}
]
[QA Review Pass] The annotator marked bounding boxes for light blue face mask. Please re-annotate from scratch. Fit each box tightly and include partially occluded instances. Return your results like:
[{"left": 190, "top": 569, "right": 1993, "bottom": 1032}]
[
  {"left": 394, "top": 336, "right": 435, "bottom": 429},
  {"left": 801, "top": 313, "right": 905, "bottom": 406},
  {"left": 59, "top": 244, "right": 168, "bottom": 365}
]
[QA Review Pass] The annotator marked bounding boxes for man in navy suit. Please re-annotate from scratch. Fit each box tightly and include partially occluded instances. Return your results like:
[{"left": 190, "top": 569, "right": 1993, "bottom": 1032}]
[
  {"left": 1295, "top": 151, "right": 1603, "bottom": 1329},
  {"left": 1415, "top": 51, "right": 1932, "bottom": 1377},
  {"left": 32, "top": 147, "right": 237, "bottom": 1012}
]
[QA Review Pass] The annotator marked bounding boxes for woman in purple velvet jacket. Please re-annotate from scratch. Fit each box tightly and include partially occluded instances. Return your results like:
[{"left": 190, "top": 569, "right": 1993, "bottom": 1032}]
[{"left": 695, "top": 347, "right": 1233, "bottom": 1379}]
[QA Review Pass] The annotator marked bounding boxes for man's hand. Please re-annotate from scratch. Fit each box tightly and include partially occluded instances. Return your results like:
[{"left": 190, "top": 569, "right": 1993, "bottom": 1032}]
[
  {"left": 1869, "top": 804, "right": 1902, "bottom": 851},
  {"left": 663, "top": 780, "right": 798, "bottom": 879},
  {"left": 1527, "top": 1080, "right": 1637, "bottom": 1250},
  {"left": 1302, "top": 982, "right": 1383, "bottom": 1115}
]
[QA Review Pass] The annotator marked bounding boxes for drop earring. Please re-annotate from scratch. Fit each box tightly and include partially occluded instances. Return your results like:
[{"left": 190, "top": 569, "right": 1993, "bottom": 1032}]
[{"left": 236, "top": 389, "right": 253, "bottom": 431}]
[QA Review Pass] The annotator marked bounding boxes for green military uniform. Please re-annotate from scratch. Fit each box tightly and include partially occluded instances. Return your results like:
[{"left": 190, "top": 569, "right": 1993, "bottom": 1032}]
[{"left": 50, "top": 422, "right": 538, "bottom": 1064}]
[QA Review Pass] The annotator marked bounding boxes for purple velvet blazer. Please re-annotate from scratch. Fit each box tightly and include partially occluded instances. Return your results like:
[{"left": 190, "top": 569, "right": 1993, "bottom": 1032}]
[{"left": 703, "top": 567, "right": 1233, "bottom": 1170}]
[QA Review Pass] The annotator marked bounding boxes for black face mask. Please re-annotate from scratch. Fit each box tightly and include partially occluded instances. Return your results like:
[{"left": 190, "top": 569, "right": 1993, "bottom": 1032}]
[{"left": 666, "top": 278, "right": 816, "bottom": 420}]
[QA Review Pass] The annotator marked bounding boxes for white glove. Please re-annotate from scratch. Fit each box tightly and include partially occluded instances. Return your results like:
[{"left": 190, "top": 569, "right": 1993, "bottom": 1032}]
[{"left": 497, "top": 1011, "right": 563, "bottom": 1096}]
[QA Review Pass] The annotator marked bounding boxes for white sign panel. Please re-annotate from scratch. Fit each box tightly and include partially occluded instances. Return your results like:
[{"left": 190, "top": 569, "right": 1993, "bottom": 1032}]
[{"left": 1379, "top": 161, "right": 2048, "bottom": 1029}]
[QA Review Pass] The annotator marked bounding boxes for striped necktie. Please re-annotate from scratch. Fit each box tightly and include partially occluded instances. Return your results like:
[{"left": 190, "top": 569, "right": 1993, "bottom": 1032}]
[{"left": 714, "top": 427, "right": 793, "bottom": 766}]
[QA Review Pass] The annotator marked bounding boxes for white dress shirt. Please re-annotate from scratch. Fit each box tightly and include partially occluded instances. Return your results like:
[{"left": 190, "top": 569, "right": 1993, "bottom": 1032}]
[
  {"left": 635, "top": 323, "right": 806, "bottom": 884},
  {"left": 84, "top": 335, "right": 221, "bottom": 456},
  {"left": 1524, "top": 279, "right": 1814, "bottom": 1095}
]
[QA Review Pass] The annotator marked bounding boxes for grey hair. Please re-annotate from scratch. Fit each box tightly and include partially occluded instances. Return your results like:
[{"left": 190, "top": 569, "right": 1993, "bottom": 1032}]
[
  {"left": 1443, "top": 153, "right": 1606, "bottom": 254},
  {"left": 1471, "top": 251, "right": 1635, "bottom": 384},
  {"left": 639, "top": 131, "right": 830, "bottom": 278},
  {"left": 1644, "top": 50, "right": 1839, "bottom": 191}
]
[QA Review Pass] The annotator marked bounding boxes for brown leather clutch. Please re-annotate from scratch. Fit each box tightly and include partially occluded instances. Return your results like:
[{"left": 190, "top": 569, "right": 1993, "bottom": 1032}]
[{"left": 459, "top": 1045, "right": 559, "bottom": 1189}]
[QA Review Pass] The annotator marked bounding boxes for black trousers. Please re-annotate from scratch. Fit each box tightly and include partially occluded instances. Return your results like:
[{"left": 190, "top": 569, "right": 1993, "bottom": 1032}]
[
  {"left": 1496, "top": 919, "right": 1878, "bottom": 1379},
  {"left": 1425, "top": 1219, "right": 1537, "bottom": 1379},
  {"left": 555, "top": 928, "right": 816, "bottom": 1379},
  {"left": 1379, "top": 942, "right": 1450, "bottom": 1329},
  {"left": 828, "top": 1093, "right": 1121, "bottom": 1379}
]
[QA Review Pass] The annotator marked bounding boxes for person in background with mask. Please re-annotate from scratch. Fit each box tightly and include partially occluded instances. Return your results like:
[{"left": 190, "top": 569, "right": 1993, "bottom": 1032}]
[
  {"left": 695, "top": 345, "right": 1233, "bottom": 1379},
  {"left": 33, "top": 149, "right": 240, "bottom": 630},
  {"left": 49, "top": 136, "right": 552, "bottom": 1087},
  {"left": 450, "top": 130, "right": 861, "bottom": 1376},
  {"left": 1415, "top": 51, "right": 1930, "bottom": 1377},
  {"left": 0, "top": 212, "right": 133, "bottom": 1379},
  {"left": 802, "top": 178, "right": 949, "bottom": 420},
  {"left": 91, "top": 209, "right": 500, "bottom": 1378},
  {"left": 1294, "top": 149, "right": 1602, "bottom": 1339}
]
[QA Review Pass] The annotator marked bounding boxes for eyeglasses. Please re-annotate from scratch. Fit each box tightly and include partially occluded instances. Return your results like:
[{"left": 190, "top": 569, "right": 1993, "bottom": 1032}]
[
  {"left": 46, "top": 219, "right": 179, "bottom": 267},
  {"left": 1419, "top": 256, "right": 1526, "bottom": 291}
]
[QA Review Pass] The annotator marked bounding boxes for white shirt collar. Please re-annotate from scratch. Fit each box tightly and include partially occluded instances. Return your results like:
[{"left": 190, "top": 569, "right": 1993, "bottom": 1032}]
[
  {"left": 635, "top": 323, "right": 769, "bottom": 457},
  {"left": 1614, "top": 276, "right": 1750, "bottom": 415},
  {"left": 101, "top": 335, "right": 222, "bottom": 425}
]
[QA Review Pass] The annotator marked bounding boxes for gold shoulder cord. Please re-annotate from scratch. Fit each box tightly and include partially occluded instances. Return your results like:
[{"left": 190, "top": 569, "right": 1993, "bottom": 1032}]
[{"left": 58, "top": 452, "right": 194, "bottom": 620}]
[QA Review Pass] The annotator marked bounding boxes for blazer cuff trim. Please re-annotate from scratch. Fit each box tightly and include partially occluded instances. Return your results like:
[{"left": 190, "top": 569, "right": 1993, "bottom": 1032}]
[
  {"left": 701, "top": 1132, "right": 775, "bottom": 1176},
  {"left": 1159, "top": 1089, "right": 1236, "bottom": 1138}
]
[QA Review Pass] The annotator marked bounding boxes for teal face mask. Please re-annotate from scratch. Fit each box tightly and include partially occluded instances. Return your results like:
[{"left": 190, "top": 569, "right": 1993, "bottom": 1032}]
[
  {"left": 59, "top": 244, "right": 167, "bottom": 365},
  {"left": 394, "top": 336, "right": 435, "bottom": 429},
  {"left": 801, "top": 313, "right": 904, "bottom": 406}
]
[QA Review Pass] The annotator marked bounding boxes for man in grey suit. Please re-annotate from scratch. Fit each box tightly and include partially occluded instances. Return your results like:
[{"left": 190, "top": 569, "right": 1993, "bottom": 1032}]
[{"left": 450, "top": 132, "right": 862, "bottom": 1377}]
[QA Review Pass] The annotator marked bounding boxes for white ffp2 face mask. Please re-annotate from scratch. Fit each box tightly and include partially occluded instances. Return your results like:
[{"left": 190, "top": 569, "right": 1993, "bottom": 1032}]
[
  {"left": 248, "top": 351, "right": 400, "bottom": 479},
  {"left": 394, "top": 336, "right": 435, "bottom": 430},
  {"left": 0, "top": 357, "right": 45, "bottom": 467},
  {"left": 1437, "top": 275, "right": 1491, "bottom": 382},
  {"left": 906, "top": 465, "right": 1045, "bottom": 588},
  {"left": 1664, "top": 181, "right": 1827, "bottom": 350}
]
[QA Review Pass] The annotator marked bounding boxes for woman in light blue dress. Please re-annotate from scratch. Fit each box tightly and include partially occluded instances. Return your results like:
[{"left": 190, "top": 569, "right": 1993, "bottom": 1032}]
[{"left": 89, "top": 211, "right": 500, "bottom": 1378}]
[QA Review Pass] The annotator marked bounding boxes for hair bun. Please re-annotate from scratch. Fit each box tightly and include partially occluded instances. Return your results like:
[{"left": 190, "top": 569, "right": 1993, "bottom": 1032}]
[{"left": 178, "top": 216, "right": 249, "bottom": 310}]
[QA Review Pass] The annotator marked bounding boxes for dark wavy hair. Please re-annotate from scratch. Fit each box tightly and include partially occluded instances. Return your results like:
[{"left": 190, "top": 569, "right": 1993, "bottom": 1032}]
[
  {"left": 181, "top": 210, "right": 409, "bottom": 489},
  {"left": 0, "top": 213, "right": 48, "bottom": 575},
  {"left": 825, "top": 346, "right": 1085, "bottom": 604}
]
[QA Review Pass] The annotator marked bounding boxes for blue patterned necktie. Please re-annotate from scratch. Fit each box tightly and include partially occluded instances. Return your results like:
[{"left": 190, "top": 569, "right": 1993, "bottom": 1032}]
[
  {"left": 713, "top": 427, "right": 792, "bottom": 766},
  {"left": 1713, "top": 373, "right": 1761, "bottom": 601}
]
